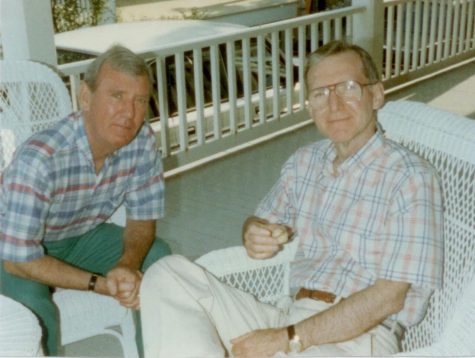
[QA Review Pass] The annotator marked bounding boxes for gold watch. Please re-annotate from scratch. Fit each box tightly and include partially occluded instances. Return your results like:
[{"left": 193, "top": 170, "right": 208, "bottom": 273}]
[{"left": 287, "top": 324, "right": 303, "bottom": 353}]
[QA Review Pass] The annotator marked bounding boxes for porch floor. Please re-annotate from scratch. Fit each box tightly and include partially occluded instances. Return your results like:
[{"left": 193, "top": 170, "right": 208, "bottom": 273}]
[{"left": 65, "top": 59, "right": 475, "bottom": 356}]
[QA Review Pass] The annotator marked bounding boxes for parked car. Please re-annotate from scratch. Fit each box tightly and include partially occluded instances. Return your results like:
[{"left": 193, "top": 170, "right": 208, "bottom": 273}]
[{"left": 55, "top": 20, "right": 297, "bottom": 149}]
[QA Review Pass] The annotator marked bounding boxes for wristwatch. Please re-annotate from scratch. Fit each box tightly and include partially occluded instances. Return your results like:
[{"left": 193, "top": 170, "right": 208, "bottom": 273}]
[{"left": 287, "top": 324, "right": 303, "bottom": 353}]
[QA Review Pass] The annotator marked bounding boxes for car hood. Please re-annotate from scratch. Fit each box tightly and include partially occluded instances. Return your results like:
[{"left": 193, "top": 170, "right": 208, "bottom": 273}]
[{"left": 54, "top": 20, "right": 247, "bottom": 55}]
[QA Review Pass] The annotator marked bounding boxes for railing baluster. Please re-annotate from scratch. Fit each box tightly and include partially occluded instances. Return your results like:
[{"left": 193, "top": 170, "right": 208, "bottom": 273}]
[
  {"left": 413, "top": 0, "right": 422, "bottom": 69},
  {"left": 323, "top": 19, "right": 331, "bottom": 43},
  {"left": 192, "top": 48, "right": 205, "bottom": 146},
  {"left": 420, "top": 0, "right": 430, "bottom": 66},
  {"left": 346, "top": 15, "right": 353, "bottom": 40},
  {"left": 156, "top": 57, "right": 170, "bottom": 157},
  {"left": 271, "top": 31, "right": 281, "bottom": 120},
  {"left": 458, "top": 0, "right": 467, "bottom": 53},
  {"left": 451, "top": 0, "right": 461, "bottom": 55},
  {"left": 467, "top": 0, "right": 475, "bottom": 50},
  {"left": 175, "top": 53, "right": 188, "bottom": 151},
  {"left": 436, "top": 0, "right": 446, "bottom": 62},
  {"left": 403, "top": 1, "right": 413, "bottom": 73},
  {"left": 257, "top": 34, "right": 266, "bottom": 124},
  {"left": 241, "top": 38, "right": 252, "bottom": 130},
  {"left": 444, "top": 0, "right": 453, "bottom": 59},
  {"left": 395, "top": 4, "right": 404, "bottom": 76},
  {"left": 298, "top": 25, "right": 306, "bottom": 108},
  {"left": 335, "top": 16, "right": 342, "bottom": 40},
  {"left": 385, "top": 4, "right": 395, "bottom": 79},
  {"left": 310, "top": 22, "right": 318, "bottom": 51},
  {"left": 210, "top": 44, "right": 221, "bottom": 139},
  {"left": 284, "top": 28, "right": 293, "bottom": 116},
  {"left": 226, "top": 41, "right": 237, "bottom": 133},
  {"left": 428, "top": 0, "right": 438, "bottom": 64}
]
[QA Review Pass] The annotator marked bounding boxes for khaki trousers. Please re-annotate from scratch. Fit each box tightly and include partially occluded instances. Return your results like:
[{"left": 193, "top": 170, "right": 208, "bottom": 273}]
[{"left": 141, "top": 255, "right": 399, "bottom": 358}]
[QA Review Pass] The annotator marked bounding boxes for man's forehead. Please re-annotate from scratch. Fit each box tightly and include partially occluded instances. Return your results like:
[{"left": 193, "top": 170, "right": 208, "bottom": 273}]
[
  {"left": 307, "top": 52, "right": 366, "bottom": 85},
  {"left": 96, "top": 63, "right": 149, "bottom": 87}
]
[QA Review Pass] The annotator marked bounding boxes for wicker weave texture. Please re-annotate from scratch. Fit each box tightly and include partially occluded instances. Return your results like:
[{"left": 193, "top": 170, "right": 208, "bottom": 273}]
[
  {"left": 379, "top": 100, "right": 475, "bottom": 352},
  {"left": 0, "top": 295, "right": 43, "bottom": 356},
  {"left": 196, "top": 236, "right": 298, "bottom": 305},
  {"left": 0, "top": 61, "right": 71, "bottom": 171}
]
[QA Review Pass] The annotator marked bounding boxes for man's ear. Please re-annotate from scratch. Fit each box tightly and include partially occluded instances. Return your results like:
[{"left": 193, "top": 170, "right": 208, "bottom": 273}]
[
  {"left": 79, "top": 82, "right": 92, "bottom": 111},
  {"left": 371, "top": 82, "right": 385, "bottom": 110}
]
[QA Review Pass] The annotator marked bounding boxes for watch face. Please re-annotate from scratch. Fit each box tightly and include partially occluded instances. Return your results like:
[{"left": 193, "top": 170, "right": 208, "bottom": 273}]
[{"left": 289, "top": 337, "right": 303, "bottom": 353}]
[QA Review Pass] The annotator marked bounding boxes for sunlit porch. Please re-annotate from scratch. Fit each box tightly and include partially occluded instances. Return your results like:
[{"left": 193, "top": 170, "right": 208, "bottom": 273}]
[{"left": 1, "top": 0, "right": 475, "bottom": 356}]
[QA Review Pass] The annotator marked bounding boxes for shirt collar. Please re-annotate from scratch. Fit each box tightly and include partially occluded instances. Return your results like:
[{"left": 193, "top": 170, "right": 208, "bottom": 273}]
[
  {"left": 75, "top": 111, "right": 95, "bottom": 163},
  {"left": 323, "top": 123, "right": 386, "bottom": 176},
  {"left": 76, "top": 111, "right": 125, "bottom": 167}
]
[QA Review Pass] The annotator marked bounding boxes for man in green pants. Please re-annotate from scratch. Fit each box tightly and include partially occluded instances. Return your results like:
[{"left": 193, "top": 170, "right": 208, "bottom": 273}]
[{"left": 0, "top": 45, "right": 170, "bottom": 355}]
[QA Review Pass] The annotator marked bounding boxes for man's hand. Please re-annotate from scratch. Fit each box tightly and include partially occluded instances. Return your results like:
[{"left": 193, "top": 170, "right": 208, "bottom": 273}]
[
  {"left": 106, "top": 266, "right": 142, "bottom": 309},
  {"left": 243, "top": 216, "right": 292, "bottom": 259},
  {"left": 231, "top": 328, "right": 288, "bottom": 357}
]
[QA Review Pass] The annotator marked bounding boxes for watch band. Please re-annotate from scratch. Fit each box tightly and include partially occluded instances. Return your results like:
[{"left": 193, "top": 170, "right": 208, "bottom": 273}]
[
  {"left": 287, "top": 324, "right": 303, "bottom": 353},
  {"left": 88, "top": 274, "right": 98, "bottom": 291},
  {"left": 287, "top": 324, "right": 296, "bottom": 340}
]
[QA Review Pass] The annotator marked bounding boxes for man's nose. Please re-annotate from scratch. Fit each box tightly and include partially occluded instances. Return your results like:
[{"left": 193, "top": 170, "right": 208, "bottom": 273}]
[
  {"left": 121, "top": 98, "right": 135, "bottom": 119},
  {"left": 328, "top": 88, "right": 341, "bottom": 111}
]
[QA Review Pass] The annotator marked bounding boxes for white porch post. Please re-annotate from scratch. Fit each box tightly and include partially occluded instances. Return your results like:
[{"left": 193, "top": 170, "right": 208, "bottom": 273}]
[
  {"left": 0, "top": 0, "right": 57, "bottom": 66},
  {"left": 352, "top": 0, "right": 384, "bottom": 77}
]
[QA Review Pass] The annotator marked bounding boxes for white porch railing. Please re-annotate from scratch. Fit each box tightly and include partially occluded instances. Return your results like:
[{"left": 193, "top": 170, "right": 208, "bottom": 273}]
[
  {"left": 384, "top": 0, "right": 475, "bottom": 88},
  {"left": 57, "top": 0, "right": 475, "bottom": 173}
]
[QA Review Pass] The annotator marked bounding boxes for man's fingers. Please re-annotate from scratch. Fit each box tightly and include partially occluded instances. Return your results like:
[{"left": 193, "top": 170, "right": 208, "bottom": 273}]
[
  {"left": 246, "top": 222, "right": 274, "bottom": 237},
  {"left": 251, "top": 251, "right": 278, "bottom": 259},
  {"left": 273, "top": 232, "right": 288, "bottom": 245},
  {"left": 247, "top": 247, "right": 281, "bottom": 259},
  {"left": 118, "top": 281, "right": 135, "bottom": 292},
  {"left": 269, "top": 225, "right": 289, "bottom": 244}
]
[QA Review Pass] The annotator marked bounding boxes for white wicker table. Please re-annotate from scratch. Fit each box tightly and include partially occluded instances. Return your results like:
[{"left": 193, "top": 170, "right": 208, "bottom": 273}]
[{"left": 0, "top": 294, "right": 43, "bottom": 356}]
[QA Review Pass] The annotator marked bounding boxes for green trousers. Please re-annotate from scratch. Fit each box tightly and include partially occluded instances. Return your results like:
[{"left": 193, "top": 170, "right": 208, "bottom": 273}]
[{"left": 0, "top": 223, "right": 171, "bottom": 356}]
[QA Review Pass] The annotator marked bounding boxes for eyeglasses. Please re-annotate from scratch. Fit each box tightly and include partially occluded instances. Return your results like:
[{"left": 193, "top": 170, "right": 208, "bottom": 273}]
[{"left": 307, "top": 80, "right": 376, "bottom": 109}]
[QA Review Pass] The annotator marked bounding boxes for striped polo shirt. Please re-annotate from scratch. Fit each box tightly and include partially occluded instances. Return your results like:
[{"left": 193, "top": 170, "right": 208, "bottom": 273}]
[
  {"left": 256, "top": 127, "right": 444, "bottom": 326},
  {"left": 0, "top": 111, "right": 164, "bottom": 262}
]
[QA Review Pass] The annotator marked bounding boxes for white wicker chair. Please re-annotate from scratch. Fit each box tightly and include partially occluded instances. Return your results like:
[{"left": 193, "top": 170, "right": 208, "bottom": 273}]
[
  {"left": 0, "top": 294, "right": 43, "bottom": 356},
  {"left": 0, "top": 60, "right": 138, "bottom": 357},
  {"left": 196, "top": 100, "right": 475, "bottom": 355}
]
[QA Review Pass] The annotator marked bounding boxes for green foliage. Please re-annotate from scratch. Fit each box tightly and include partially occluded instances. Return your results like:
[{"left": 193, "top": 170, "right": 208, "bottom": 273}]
[
  {"left": 177, "top": 7, "right": 208, "bottom": 20},
  {"left": 51, "top": 0, "right": 106, "bottom": 33}
]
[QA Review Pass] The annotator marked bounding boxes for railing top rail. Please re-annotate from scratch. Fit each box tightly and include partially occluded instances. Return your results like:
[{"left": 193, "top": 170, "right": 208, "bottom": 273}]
[
  {"left": 150, "top": 6, "right": 365, "bottom": 57},
  {"left": 58, "top": 59, "right": 92, "bottom": 75},
  {"left": 59, "top": 6, "right": 363, "bottom": 68},
  {"left": 383, "top": 0, "right": 414, "bottom": 6}
]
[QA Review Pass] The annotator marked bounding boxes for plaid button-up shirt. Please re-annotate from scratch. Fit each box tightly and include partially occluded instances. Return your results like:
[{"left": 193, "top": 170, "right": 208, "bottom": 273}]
[
  {"left": 256, "top": 128, "right": 444, "bottom": 326},
  {"left": 0, "top": 112, "right": 164, "bottom": 262}
]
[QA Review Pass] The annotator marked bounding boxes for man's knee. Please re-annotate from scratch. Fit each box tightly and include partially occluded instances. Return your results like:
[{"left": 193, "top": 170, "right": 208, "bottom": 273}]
[
  {"left": 140, "top": 255, "right": 180, "bottom": 306},
  {"left": 142, "top": 255, "right": 192, "bottom": 288}
]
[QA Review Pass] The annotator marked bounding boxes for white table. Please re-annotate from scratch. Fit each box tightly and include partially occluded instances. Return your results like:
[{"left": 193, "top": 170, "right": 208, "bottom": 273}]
[{"left": 0, "top": 294, "right": 43, "bottom": 356}]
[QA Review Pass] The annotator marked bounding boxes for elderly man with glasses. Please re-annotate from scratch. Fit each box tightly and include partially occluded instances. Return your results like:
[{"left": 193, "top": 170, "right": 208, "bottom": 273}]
[{"left": 140, "top": 40, "right": 444, "bottom": 357}]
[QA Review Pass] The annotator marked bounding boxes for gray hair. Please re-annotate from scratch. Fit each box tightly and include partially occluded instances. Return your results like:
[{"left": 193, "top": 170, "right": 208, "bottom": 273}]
[
  {"left": 84, "top": 44, "right": 152, "bottom": 92},
  {"left": 304, "top": 40, "right": 381, "bottom": 92}
]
